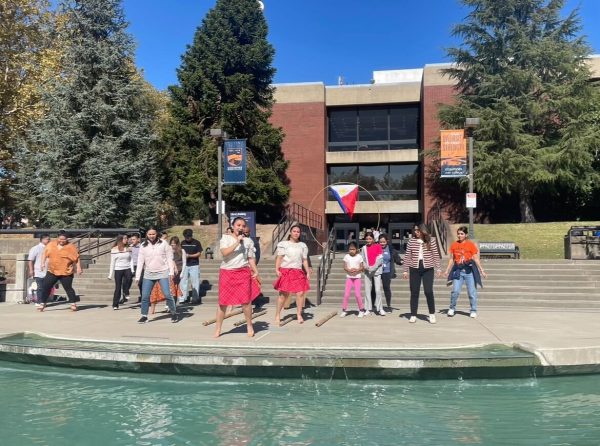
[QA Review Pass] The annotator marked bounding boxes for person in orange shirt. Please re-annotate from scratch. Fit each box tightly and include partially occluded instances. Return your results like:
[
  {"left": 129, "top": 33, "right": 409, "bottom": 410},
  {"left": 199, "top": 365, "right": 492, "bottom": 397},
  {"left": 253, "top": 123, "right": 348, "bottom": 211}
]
[
  {"left": 444, "top": 226, "right": 487, "bottom": 318},
  {"left": 39, "top": 230, "right": 82, "bottom": 312}
]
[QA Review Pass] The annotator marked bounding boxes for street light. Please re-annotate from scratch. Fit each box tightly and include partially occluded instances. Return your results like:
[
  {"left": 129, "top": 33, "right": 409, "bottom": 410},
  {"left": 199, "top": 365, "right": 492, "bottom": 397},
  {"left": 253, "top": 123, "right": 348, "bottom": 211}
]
[
  {"left": 464, "top": 118, "right": 480, "bottom": 238},
  {"left": 210, "top": 128, "right": 228, "bottom": 255}
]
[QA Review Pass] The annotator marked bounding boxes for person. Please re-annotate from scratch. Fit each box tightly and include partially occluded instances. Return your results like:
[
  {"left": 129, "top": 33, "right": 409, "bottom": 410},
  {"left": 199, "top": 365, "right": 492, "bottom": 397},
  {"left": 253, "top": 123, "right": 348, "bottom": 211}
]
[
  {"left": 341, "top": 241, "right": 366, "bottom": 317},
  {"left": 38, "top": 230, "right": 82, "bottom": 312},
  {"left": 373, "top": 227, "right": 380, "bottom": 241},
  {"left": 274, "top": 224, "right": 311, "bottom": 325},
  {"left": 402, "top": 223, "right": 442, "bottom": 324},
  {"left": 160, "top": 231, "right": 168, "bottom": 241},
  {"left": 378, "top": 234, "right": 399, "bottom": 313},
  {"left": 361, "top": 232, "right": 384, "bottom": 316},
  {"left": 226, "top": 227, "right": 233, "bottom": 235},
  {"left": 214, "top": 217, "right": 260, "bottom": 338},
  {"left": 128, "top": 233, "right": 142, "bottom": 302},
  {"left": 149, "top": 236, "right": 186, "bottom": 314},
  {"left": 107, "top": 236, "right": 134, "bottom": 310},
  {"left": 444, "top": 226, "right": 488, "bottom": 318},
  {"left": 135, "top": 227, "right": 178, "bottom": 323},
  {"left": 28, "top": 234, "right": 50, "bottom": 306},
  {"left": 244, "top": 226, "right": 266, "bottom": 311},
  {"left": 179, "top": 229, "right": 203, "bottom": 304}
]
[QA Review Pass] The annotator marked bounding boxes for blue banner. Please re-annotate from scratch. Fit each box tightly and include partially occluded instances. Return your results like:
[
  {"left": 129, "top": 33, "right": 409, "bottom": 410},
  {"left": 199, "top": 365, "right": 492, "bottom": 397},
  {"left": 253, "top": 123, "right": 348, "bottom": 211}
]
[{"left": 223, "top": 139, "right": 247, "bottom": 184}]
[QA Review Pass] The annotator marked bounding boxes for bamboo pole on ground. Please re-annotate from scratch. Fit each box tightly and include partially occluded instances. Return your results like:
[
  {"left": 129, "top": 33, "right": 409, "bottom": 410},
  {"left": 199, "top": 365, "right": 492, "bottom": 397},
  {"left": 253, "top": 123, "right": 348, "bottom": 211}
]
[
  {"left": 202, "top": 309, "right": 243, "bottom": 326},
  {"left": 278, "top": 314, "right": 296, "bottom": 327},
  {"left": 233, "top": 309, "right": 267, "bottom": 327},
  {"left": 315, "top": 311, "right": 337, "bottom": 327}
]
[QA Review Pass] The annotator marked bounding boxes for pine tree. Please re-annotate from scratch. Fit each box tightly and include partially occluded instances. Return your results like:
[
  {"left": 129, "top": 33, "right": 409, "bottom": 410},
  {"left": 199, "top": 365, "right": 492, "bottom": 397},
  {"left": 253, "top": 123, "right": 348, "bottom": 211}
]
[
  {"left": 17, "top": 0, "right": 161, "bottom": 228},
  {"left": 439, "top": 0, "right": 600, "bottom": 222},
  {"left": 163, "top": 0, "right": 289, "bottom": 223}
]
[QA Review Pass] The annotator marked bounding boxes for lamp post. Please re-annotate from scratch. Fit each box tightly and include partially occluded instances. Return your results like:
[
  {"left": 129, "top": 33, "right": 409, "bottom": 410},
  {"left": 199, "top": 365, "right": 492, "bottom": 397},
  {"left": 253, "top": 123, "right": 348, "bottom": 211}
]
[
  {"left": 464, "top": 118, "right": 480, "bottom": 238},
  {"left": 210, "top": 128, "right": 228, "bottom": 256}
]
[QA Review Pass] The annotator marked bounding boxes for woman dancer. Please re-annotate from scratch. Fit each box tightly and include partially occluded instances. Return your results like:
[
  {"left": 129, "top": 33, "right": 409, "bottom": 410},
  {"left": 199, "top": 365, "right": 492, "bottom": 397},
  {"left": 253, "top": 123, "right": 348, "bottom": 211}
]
[
  {"left": 361, "top": 232, "right": 384, "bottom": 316},
  {"left": 444, "top": 226, "right": 487, "bottom": 318},
  {"left": 274, "top": 225, "right": 311, "bottom": 325},
  {"left": 107, "top": 235, "right": 133, "bottom": 309},
  {"left": 402, "top": 223, "right": 442, "bottom": 323},
  {"left": 149, "top": 236, "right": 186, "bottom": 314},
  {"left": 214, "top": 217, "right": 261, "bottom": 338},
  {"left": 378, "top": 234, "right": 398, "bottom": 313}
]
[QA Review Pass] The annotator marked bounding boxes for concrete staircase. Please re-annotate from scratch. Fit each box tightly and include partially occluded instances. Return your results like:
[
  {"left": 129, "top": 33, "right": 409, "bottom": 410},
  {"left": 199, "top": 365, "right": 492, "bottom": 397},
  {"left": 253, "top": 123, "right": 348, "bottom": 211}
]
[
  {"left": 70, "top": 257, "right": 600, "bottom": 310},
  {"left": 71, "top": 257, "right": 318, "bottom": 304},
  {"left": 317, "top": 258, "right": 600, "bottom": 310}
]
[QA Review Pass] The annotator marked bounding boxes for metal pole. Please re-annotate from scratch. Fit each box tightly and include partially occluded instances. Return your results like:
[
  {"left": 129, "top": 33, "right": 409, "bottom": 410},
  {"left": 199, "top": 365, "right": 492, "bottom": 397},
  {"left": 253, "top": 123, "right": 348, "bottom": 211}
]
[
  {"left": 217, "top": 139, "right": 223, "bottom": 254},
  {"left": 468, "top": 133, "right": 474, "bottom": 239}
]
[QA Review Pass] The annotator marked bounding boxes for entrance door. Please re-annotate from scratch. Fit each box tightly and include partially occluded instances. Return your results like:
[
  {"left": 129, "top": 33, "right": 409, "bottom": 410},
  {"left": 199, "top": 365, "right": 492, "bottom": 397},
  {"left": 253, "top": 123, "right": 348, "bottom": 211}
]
[
  {"left": 333, "top": 223, "right": 360, "bottom": 252},
  {"left": 388, "top": 223, "right": 413, "bottom": 253}
]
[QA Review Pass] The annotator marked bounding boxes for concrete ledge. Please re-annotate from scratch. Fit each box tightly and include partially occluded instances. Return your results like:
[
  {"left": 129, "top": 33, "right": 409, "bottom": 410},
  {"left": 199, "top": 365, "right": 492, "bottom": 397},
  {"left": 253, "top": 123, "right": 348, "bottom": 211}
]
[{"left": 0, "top": 333, "right": 542, "bottom": 379}]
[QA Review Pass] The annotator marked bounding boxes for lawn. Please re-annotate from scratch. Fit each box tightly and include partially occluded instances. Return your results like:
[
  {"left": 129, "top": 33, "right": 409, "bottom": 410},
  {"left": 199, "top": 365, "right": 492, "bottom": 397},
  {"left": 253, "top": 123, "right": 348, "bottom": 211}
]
[{"left": 450, "top": 221, "right": 600, "bottom": 259}]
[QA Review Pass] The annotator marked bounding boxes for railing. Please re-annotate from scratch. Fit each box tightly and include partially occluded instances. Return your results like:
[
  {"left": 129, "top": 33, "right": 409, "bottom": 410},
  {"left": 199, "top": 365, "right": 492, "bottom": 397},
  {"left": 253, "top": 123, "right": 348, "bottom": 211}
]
[
  {"left": 316, "top": 227, "right": 336, "bottom": 306},
  {"left": 271, "top": 202, "right": 323, "bottom": 254},
  {"left": 427, "top": 204, "right": 450, "bottom": 256}
]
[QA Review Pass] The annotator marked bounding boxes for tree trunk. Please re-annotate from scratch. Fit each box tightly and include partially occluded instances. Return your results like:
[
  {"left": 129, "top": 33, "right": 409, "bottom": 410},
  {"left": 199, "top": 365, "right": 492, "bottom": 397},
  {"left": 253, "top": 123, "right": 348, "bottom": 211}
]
[{"left": 519, "top": 188, "right": 536, "bottom": 223}]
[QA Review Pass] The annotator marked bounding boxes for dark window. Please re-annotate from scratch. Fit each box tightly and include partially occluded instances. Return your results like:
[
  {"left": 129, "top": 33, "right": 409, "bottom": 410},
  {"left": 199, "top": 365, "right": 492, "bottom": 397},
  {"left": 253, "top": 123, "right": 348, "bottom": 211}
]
[
  {"left": 390, "top": 107, "right": 419, "bottom": 148},
  {"left": 329, "top": 109, "right": 357, "bottom": 143},
  {"left": 358, "top": 108, "right": 388, "bottom": 144}
]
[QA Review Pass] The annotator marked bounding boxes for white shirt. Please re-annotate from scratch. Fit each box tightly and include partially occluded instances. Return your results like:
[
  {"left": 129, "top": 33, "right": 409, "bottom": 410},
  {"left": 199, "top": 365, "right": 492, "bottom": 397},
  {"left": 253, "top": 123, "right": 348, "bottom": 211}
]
[
  {"left": 220, "top": 235, "right": 255, "bottom": 270},
  {"left": 418, "top": 239, "right": 424, "bottom": 261},
  {"left": 135, "top": 240, "right": 175, "bottom": 281},
  {"left": 28, "top": 243, "right": 47, "bottom": 278},
  {"left": 276, "top": 240, "right": 308, "bottom": 269},
  {"left": 344, "top": 253, "right": 364, "bottom": 278},
  {"left": 108, "top": 248, "right": 134, "bottom": 279}
]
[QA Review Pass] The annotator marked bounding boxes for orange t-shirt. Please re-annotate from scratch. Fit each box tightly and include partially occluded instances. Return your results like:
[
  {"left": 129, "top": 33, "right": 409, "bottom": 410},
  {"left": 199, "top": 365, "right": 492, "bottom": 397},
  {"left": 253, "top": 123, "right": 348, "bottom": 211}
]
[
  {"left": 450, "top": 240, "right": 478, "bottom": 265},
  {"left": 43, "top": 241, "right": 80, "bottom": 276}
]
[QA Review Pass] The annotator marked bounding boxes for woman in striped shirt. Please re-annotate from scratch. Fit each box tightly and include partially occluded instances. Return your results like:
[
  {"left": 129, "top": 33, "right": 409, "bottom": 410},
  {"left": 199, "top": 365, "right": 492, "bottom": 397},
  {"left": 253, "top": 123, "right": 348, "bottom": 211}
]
[{"left": 402, "top": 223, "right": 442, "bottom": 324}]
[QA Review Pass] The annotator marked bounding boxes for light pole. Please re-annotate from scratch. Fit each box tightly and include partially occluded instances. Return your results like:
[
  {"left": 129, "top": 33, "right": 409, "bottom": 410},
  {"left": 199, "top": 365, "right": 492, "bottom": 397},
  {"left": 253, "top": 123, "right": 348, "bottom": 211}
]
[
  {"left": 465, "top": 118, "right": 480, "bottom": 238},
  {"left": 210, "top": 128, "right": 227, "bottom": 256}
]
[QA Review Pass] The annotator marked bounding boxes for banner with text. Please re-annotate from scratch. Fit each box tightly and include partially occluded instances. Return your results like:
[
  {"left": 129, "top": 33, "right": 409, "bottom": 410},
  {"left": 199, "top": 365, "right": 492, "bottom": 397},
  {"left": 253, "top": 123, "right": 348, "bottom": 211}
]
[
  {"left": 440, "top": 129, "right": 467, "bottom": 178},
  {"left": 223, "top": 139, "right": 247, "bottom": 184}
]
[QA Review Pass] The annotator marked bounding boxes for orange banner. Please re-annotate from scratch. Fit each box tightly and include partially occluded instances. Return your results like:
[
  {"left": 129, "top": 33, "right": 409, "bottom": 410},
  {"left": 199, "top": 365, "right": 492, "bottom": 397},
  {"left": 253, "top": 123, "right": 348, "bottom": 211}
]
[{"left": 440, "top": 129, "right": 467, "bottom": 178}]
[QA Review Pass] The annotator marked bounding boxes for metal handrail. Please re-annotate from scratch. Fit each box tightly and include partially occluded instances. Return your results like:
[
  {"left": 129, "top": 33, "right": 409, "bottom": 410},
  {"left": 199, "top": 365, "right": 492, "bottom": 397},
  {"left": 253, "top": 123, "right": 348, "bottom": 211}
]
[
  {"left": 316, "top": 227, "right": 336, "bottom": 306},
  {"left": 271, "top": 203, "right": 323, "bottom": 254},
  {"left": 427, "top": 204, "right": 450, "bottom": 256}
]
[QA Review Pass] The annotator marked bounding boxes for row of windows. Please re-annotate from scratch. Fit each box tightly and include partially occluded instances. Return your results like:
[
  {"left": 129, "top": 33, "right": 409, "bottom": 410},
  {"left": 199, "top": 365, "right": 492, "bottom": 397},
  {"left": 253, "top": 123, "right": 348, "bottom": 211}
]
[
  {"left": 328, "top": 164, "right": 419, "bottom": 201},
  {"left": 328, "top": 105, "right": 419, "bottom": 152}
]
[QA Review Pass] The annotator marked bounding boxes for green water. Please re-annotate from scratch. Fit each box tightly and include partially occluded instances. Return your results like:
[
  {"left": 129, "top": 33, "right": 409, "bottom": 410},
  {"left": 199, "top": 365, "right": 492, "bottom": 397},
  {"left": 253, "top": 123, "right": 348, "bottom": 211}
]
[{"left": 1, "top": 362, "right": 599, "bottom": 446}]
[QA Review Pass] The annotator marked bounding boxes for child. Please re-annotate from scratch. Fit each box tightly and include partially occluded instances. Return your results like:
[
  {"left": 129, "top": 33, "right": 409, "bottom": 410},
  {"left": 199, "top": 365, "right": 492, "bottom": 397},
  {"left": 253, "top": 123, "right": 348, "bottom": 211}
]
[{"left": 341, "top": 242, "right": 367, "bottom": 317}]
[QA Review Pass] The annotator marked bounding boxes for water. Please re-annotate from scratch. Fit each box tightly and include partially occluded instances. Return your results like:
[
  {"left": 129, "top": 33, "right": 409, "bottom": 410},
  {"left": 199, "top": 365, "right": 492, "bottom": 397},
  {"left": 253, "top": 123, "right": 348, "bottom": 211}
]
[{"left": 1, "top": 362, "right": 599, "bottom": 446}]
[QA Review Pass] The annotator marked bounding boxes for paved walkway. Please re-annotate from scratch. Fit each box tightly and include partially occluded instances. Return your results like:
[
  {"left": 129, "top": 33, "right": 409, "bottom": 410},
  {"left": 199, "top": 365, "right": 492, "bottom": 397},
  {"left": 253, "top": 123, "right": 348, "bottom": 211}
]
[{"left": 0, "top": 302, "right": 599, "bottom": 378}]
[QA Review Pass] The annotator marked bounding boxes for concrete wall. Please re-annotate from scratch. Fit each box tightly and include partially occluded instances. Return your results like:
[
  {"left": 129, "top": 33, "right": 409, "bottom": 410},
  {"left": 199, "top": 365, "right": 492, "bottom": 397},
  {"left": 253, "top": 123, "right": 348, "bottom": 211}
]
[
  {"left": 326, "top": 149, "right": 419, "bottom": 165},
  {"left": 325, "top": 82, "right": 421, "bottom": 106}
]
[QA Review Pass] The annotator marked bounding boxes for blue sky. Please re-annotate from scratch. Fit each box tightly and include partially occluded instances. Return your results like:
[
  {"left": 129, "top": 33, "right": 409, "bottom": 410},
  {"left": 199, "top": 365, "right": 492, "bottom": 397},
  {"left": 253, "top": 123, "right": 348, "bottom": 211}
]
[{"left": 124, "top": 0, "right": 600, "bottom": 91}]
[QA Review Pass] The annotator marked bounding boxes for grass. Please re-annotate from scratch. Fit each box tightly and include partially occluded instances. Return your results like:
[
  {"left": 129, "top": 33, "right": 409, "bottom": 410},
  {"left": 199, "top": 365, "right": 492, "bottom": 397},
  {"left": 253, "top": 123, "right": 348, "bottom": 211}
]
[{"left": 450, "top": 221, "right": 600, "bottom": 259}]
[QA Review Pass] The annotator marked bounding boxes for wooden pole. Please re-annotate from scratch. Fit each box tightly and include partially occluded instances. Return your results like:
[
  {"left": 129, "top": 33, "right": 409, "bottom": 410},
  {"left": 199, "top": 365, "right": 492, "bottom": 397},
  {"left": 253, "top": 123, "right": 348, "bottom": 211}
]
[
  {"left": 202, "top": 309, "right": 243, "bottom": 326},
  {"left": 233, "top": 309, "right": 267, "bottom": 327},
  {"left": 279, "top": 314, "right": 296, "bottom": 327},
  {"left": 315, "top": 311, "right": 337, "bottom": 327}
]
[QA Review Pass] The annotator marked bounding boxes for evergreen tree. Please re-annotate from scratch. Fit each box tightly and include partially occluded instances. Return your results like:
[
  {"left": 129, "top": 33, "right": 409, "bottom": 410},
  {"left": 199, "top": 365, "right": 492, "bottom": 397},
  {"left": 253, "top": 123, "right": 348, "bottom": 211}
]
[
  {"left": 17, "top": 0, "right": 160, "bottom": 228},
  {"left": 163, "top": 0, "right": 289, "bottom": 223},
  {"left": 439, "top": 0, "right": 600, "bottom": 222}
]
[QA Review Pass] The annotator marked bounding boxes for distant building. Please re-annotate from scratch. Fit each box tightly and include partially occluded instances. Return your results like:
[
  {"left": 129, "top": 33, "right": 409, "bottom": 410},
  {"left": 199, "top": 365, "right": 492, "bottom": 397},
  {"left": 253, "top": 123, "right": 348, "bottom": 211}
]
[{"left": 270, "top": 56, "right": 600, "bottom": 245}]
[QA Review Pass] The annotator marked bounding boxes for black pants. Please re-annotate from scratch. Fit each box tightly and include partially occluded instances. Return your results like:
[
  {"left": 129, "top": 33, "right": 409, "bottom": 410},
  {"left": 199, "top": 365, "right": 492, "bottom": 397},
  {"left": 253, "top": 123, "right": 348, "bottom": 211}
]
[
  {"left": 381, "top": 272, "right": 392, "bottom": 308},
  {"left": 41, "top": 272, "right": 77, "bottom": 305},
  {"left": 130, "top": 266, "right": 143, "bottom": 301},
  {"left": 113, "top": 269, "right": 132, "bottom": 308},
  {"left": 409, "top": 262, "right": 435, "bottom": 316}
]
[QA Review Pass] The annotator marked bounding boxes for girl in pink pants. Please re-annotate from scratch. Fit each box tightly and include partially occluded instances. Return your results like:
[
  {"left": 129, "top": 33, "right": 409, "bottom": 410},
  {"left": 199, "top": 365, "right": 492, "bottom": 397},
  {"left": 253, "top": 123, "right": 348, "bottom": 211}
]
[{"left": 341, "top": 242, "right": 367, "bottom": 317}]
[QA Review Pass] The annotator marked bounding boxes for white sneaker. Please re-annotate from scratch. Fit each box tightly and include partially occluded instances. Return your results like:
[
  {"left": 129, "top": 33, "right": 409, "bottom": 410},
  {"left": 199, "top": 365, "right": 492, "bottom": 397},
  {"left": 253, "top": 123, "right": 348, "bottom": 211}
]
[
  {"left": 470, "top": 311, "right": 477, "bottom": 318},
  {"left": 340, "top": 310, "right": 348, "bottom": 318},
  {"left": 447, "top": 308, "right": 455, "bottom": 317},
  {"left": 364, "top": 310, "right": 371, "bottom": 317},
  {"left": 358, "top": 311, "right": 366, "bottom": 318},
  {"left": 379, "top": 310, "right": 386, "bottom": 316},
  {"left": 409, "top": 316, "right": 417, "bottom": 323},
  {"left": 429, "top": 314, "right": 437, "bottom": 324}
]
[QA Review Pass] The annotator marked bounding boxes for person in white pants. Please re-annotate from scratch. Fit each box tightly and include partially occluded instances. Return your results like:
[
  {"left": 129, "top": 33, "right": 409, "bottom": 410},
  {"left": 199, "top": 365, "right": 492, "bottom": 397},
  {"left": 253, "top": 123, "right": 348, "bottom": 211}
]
[{"left": 361, "top": 232, "right": 384, "bottom": 316}]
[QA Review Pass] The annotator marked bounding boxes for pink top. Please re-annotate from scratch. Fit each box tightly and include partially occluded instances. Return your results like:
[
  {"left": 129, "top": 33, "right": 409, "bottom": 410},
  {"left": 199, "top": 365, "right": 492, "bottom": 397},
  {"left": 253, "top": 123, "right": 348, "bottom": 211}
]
[{"left": 364, "top": 243, "right": 383, "bottom": 267}]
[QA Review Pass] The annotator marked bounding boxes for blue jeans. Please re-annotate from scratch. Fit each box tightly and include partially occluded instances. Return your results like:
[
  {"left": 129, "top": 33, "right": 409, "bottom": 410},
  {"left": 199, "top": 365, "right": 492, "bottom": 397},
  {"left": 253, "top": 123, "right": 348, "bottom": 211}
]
[
  {"left": 179, "top": 265, "right": 200, "bottom": 302},
  {"left": 141, "top": 277, "right": 176, "bottom": 316},
  {"left": 450, "top": 270, "right": 478, "bottom": 312}
]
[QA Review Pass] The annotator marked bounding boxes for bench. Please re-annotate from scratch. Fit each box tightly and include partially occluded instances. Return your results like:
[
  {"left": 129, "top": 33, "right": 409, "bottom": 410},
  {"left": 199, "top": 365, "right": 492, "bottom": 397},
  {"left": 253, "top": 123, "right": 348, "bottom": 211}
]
[{"left": 478, "top": 242, "right": 520, "bottom": 259}]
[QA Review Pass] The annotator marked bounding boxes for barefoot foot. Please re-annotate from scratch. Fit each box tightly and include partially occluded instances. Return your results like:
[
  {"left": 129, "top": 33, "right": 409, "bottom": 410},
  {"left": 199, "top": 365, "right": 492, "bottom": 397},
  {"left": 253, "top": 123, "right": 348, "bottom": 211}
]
[
  {"left": 213, "top": 331, "right": 221, "bottom": 338},
  {"left": 297, "top": 314, "right": 304, "bottom": 324}
]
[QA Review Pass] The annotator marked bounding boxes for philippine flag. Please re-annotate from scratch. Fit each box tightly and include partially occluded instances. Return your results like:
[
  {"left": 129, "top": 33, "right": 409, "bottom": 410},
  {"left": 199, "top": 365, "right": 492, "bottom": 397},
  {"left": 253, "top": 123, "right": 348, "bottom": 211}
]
[{"left": 330, "top": 184, "right": 359, "bottom": 218}]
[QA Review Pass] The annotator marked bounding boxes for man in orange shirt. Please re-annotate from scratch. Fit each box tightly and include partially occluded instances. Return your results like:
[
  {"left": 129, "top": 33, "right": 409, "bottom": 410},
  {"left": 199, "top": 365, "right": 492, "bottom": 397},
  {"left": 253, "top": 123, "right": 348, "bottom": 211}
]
[{"left": 39, "top": 230, "right": 82, "bottom": 311}]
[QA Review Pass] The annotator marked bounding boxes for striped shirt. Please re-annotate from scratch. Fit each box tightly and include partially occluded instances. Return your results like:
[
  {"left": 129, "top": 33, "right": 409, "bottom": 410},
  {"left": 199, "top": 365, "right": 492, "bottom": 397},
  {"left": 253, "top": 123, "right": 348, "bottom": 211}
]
[{"left": 402, "top": 237, "right": 441, "bottom": 271}]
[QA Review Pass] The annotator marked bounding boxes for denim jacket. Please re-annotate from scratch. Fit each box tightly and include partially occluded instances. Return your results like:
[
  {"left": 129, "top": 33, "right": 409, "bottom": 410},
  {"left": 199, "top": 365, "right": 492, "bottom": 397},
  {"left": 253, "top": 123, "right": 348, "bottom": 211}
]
[{"left": 447, "top": 260, "right": 483, "bottom": 288}]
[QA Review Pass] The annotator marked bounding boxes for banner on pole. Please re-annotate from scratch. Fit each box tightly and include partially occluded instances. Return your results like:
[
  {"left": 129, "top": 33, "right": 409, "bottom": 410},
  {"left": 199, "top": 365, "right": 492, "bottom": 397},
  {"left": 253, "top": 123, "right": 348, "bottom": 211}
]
[
  {"left": 223, "top": 139, "right": 247, "bottom": 184},
  {"left": 440, "top": 129, "right": 467, "bottom": 178}
]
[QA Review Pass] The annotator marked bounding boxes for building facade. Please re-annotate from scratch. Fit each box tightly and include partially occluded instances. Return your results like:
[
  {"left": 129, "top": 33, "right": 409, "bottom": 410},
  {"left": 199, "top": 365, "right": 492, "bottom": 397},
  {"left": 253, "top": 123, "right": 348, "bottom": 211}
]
[{"left": 270, "top": 57, "right": 600, "bottom": 249}]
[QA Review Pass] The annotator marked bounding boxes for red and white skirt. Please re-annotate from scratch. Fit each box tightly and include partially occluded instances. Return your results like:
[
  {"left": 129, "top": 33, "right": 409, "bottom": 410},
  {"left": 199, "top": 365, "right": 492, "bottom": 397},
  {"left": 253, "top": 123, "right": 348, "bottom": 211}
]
[
  {"left": 219, "top": 267, "right": 261, "bottom": 306},
  {"left": 273, "top": 267, "right": 310, "bottom": 293}
]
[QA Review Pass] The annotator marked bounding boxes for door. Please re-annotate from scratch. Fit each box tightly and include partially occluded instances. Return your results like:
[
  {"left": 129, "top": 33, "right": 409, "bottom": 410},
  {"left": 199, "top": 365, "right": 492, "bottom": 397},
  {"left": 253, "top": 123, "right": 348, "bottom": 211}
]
[{"left": 333, "top": 223, "right": 360, "bottom": 252}]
